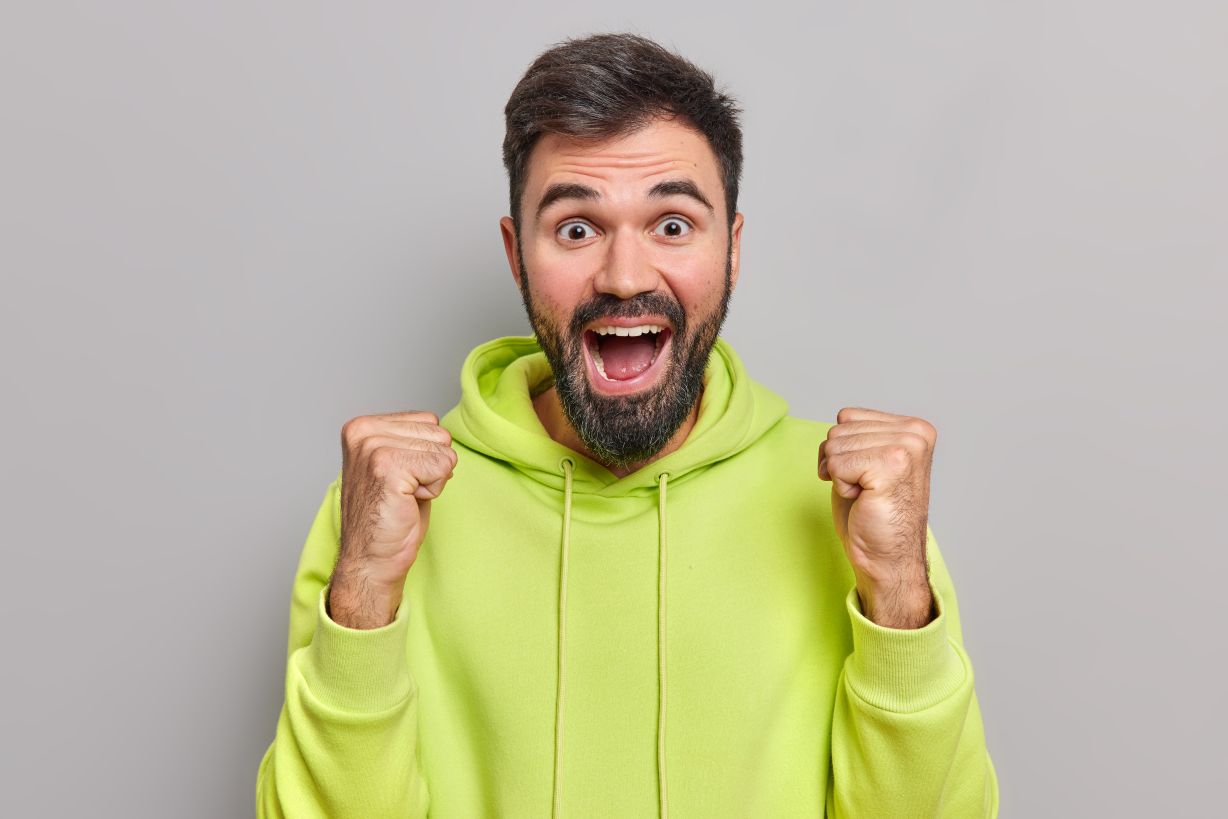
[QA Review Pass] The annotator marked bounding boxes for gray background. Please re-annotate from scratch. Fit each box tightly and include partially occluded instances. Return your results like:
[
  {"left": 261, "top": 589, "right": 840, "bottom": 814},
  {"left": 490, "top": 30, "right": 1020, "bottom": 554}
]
[{"left": 1, "top": 1, "right": 1223, "bottom": 816}]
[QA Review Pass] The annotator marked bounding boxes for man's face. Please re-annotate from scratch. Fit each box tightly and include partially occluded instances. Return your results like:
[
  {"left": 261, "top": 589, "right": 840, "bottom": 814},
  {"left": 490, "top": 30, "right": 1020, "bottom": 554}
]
[{"left": 499, "top": 116, "right": 744, "bottom": 469}]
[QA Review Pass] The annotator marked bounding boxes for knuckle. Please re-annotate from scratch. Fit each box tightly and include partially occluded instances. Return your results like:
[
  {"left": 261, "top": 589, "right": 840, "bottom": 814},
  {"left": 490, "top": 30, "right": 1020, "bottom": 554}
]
[
  {"left": 418, "top": 448, "right": 448, "bottom": 474},
  {"left": 407, "top": 409, "right": 439, "bottom": 425},
  {"left": 369, "top": 446, "right": 397, "bottom": 474},
  {"left": 416, "top": 424, "right": 450, "bottom": 446},
  {"left": 887, "top": 445, "right": 911, "bottom": 468},
  {"left": 358, "top": 435, "right": 383, "bottom": 458},
  {"left": 342, "top": 415, "right": 371, "bottom": 445}
]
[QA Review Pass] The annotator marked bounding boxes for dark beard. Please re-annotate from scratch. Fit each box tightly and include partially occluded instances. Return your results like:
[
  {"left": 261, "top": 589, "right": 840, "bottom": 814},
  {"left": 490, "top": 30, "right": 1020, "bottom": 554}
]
[{"left": 516, "top": 242, "right": 733, "bottom": 471}]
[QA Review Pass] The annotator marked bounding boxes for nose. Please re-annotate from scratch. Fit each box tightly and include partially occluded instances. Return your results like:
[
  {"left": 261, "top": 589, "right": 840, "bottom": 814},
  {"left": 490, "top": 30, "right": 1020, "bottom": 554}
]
[{"left": 593, "top": 227, "right": 660, "bottom": 300}]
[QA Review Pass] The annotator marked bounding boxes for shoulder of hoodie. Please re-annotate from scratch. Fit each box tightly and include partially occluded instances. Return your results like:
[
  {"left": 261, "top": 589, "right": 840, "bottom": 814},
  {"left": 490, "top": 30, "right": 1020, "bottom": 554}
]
[
  {"left": 739, "top": 413, "right": 835, "bottom": 469},
  {"left": 765, "top": 413, "right": 836, "bottom": 443},
  {"left": 710, "top": 413, "right": 833, "bottom": 500}
]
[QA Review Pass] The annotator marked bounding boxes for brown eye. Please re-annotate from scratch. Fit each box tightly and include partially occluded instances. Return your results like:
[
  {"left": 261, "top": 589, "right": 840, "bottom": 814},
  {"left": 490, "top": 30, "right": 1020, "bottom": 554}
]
[
  {"left": 558, "top": 222, "right": 596, "bottom": 241},
  {"left": 654, "top": 217, "right": 691, "bottom": 238}
]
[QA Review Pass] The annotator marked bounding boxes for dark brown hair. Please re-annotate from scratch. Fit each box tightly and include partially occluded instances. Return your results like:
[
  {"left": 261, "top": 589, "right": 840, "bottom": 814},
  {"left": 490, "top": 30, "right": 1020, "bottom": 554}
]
[{"left": 502, "top": 32, "right": 744, "bottom": 232}]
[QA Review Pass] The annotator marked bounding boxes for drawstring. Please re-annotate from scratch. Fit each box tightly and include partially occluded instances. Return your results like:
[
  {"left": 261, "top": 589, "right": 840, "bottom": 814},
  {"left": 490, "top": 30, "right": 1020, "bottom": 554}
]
[
  {"left": 656, "top": 470, "right": 670, "bottom": 819},
  {"left": 550, "top": 458, "right": 671, "bottom": 819},
  {"left": 553, "top": 458, "right": 574, "bottom": 819}
]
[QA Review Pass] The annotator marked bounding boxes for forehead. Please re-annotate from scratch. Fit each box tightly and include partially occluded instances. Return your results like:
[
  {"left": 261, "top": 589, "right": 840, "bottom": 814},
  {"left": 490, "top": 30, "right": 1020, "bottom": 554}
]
[{"left": 522, "top": 117, "right": 725, "bottom": 217}]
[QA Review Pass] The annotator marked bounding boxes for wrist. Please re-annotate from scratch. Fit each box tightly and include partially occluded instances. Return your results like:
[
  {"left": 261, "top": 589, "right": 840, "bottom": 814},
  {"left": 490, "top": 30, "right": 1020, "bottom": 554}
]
[
  {"left": 328, "top": 560, "right": 406, "bottom": 630},
  {"left": 854, "top": 565, "right": 934, "bottom": 629}
]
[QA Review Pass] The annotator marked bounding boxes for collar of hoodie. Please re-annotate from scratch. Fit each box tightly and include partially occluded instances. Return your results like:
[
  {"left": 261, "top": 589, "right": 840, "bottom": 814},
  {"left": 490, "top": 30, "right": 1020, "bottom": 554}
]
[{"left": 442, "top": 334, "right": 788, "bottom": 498}]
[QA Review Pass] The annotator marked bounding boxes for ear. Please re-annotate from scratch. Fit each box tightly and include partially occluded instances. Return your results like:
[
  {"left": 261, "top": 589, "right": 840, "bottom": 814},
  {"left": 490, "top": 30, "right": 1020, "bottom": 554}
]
[
  {"left": 499, "top": 215, "right": 522, "bottom": 289},
  {"left": 728, "top": 211, "right": 745, "bottom": 291}
]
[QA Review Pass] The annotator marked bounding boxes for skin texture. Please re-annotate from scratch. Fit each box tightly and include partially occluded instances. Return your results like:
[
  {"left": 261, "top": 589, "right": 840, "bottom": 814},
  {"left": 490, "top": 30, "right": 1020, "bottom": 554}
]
[
  {"left": 328, "top": 411, "right": 457, "bottom": 629},
  {"left": 499, "top": 116, "right": 743, "bottom": 477},
  {"left": 819, "top": 407, "right": 939, "bottom": 628}
]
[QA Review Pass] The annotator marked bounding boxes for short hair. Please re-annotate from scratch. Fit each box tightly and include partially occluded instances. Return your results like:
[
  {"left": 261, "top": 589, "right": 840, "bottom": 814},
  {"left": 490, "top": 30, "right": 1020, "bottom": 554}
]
[{"left": 502, "top": 32, "right": 744, "bottom": 233}]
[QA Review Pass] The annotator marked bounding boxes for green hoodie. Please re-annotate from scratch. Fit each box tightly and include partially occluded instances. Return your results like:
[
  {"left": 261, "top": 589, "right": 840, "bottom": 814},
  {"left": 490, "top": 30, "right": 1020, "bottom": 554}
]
[{"left": 256, "top": 335, "right": 999, "bottom": 818}]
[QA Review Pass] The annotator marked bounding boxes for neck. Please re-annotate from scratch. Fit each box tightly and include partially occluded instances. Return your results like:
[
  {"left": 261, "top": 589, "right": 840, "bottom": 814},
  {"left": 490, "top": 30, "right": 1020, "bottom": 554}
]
[{"left": 532, "top": 386, "right": 701, "bottom": 478}]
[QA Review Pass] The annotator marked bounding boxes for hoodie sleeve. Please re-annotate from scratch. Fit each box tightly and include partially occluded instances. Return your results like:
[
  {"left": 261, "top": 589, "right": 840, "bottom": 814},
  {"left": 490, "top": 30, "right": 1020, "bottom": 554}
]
[
  {"left": 255, "top": 476, "right": 430, "bottom": 819},
  {"left": 826, "top": 525, "right": 1000, "bottom": 818}
]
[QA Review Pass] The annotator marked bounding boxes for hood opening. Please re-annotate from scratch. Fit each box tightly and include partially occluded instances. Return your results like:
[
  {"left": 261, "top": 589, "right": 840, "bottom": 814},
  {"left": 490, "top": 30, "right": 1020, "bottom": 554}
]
[{"left": 441, "top": 334, "right": 789, "bottom": 495}]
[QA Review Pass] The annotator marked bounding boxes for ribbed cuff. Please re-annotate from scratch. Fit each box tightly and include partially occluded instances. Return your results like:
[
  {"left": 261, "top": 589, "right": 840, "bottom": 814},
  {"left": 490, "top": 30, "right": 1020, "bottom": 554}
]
[
  {"left": 299, "top": 583, "right": 414, "bottom": 713},
  {"left": 844, "top": 584, "right": 967, "bottom": 713}
]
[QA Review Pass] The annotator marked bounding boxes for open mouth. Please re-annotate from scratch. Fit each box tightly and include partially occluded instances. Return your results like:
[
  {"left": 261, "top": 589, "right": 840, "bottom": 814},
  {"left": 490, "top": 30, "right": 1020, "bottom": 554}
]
[{"left": 581, "top": 322, "right": 673, "bottom": 396}]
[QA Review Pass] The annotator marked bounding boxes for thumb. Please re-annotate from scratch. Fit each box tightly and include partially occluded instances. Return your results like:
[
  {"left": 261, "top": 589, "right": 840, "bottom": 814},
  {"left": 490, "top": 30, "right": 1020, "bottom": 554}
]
[
  {"left": 819, "top": 452, "right": 862, "bottom": 500},
  {"left": 413, "top": 464, "right": 454, "bottom": 499},
  {"left": 831, "top": 479, "right": 852, "bottom": 517},
  {"left": 832, "top": 476, "right": 862, "bottom": 500}
]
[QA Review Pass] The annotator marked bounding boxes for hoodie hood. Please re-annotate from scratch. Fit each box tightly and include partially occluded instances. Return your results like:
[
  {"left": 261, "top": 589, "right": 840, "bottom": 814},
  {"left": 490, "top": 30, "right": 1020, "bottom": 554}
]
[{"left": 441, "top": 334, "right": 789, "bottom": 495}]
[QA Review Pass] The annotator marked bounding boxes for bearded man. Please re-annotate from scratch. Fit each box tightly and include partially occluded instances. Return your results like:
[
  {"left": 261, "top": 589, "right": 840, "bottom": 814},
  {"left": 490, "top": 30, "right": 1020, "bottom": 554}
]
[{"left": 257, "top": 32, "right": 999, "bottom": 819}]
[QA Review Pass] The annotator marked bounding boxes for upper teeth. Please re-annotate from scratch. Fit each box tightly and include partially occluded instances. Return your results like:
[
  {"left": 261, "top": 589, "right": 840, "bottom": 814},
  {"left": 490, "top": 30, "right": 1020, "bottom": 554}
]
[{"left": 594, "top": 324, "right": 664, "bottom": 336}]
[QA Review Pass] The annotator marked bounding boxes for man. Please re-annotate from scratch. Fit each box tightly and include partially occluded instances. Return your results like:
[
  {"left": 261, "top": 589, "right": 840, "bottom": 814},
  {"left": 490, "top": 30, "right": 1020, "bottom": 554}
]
[{"left": 256, "top": 32, "right": 999, "bottom": 818}]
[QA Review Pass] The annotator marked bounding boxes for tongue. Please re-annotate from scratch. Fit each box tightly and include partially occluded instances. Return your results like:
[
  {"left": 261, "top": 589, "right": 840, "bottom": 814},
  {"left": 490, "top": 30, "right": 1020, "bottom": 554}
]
[{"left": 598, "top": 335, "right": 657, "bottom": 380}]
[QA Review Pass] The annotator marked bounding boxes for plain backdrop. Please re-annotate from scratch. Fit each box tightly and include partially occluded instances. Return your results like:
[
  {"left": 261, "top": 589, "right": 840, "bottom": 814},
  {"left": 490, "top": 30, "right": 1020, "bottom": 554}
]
[{"left": 2, "top": 1, "right": 1224, "bottom": 816}]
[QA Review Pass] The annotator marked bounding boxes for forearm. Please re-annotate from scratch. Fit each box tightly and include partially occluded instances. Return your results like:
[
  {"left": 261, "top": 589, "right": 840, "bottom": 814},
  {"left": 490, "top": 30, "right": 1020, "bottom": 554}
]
[
  {"left": 853, "top": 561, "right": 936, "bottom": 630},
  {"left": 328, "top": 559, "right": 406, "bottom": 630}
]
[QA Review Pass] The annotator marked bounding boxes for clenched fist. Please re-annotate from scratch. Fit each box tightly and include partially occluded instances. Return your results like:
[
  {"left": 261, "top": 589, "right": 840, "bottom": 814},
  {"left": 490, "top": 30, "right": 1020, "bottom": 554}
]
[
  {"left": 817, "top": 406, "right": 937, "bottom": 629},
  {"left": 328, "top": 411, "right": 457, "bottom": 629}
]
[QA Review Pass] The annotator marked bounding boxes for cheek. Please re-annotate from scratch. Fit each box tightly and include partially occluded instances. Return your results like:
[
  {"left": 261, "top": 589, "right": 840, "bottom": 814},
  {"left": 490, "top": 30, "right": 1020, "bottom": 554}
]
[
  {"left": 533, "top": 273, "right": 588, "bottom": 311},
  {"left": 523, "top": 264, "right": 588, "bottom": 324},
  {"left": 662, "top": 251, "right": 729, "bottom": 312},
  {"left": 525, "top": 243, "right": 588, "bottom": 293}
]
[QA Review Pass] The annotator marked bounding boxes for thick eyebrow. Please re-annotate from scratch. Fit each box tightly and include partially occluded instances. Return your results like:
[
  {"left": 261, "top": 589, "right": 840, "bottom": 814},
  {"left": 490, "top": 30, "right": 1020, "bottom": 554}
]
[
  {"left": 533, "top": 177, "right": 715, "bottom": 221},
  {"left": 647, "top": 178, "right": 715, "bottom": 215},
  {"left": 535, "top": 183, "right": 600, "bottom": 221}
]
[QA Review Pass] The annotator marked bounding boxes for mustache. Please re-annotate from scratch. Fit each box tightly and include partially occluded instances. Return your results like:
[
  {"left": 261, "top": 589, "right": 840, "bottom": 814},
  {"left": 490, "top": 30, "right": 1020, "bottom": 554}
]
[{"left": 566, "top": 291, "right": 686, "bottom": 338}]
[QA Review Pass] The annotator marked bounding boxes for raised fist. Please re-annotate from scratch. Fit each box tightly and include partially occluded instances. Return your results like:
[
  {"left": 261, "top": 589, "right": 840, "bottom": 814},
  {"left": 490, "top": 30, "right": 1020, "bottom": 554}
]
[{"left": 329, "top": 411, "right": 456, "bottom": 628}]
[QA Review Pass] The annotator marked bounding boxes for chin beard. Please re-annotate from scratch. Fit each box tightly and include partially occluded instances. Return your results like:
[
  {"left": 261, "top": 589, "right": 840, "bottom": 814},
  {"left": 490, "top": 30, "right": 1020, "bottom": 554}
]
[{"left": 517, "top": 249, "right": 732, "bottom": 471}]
